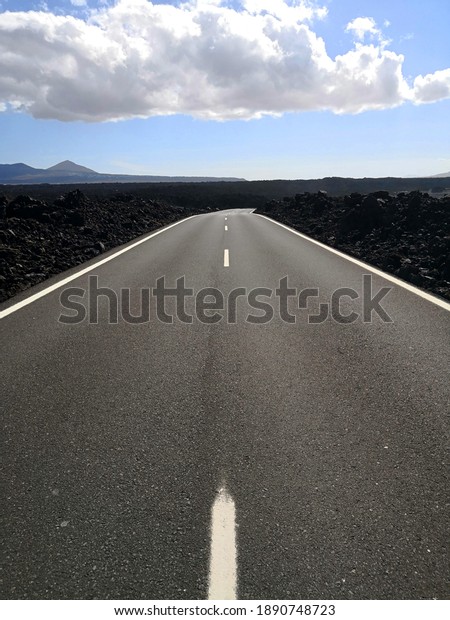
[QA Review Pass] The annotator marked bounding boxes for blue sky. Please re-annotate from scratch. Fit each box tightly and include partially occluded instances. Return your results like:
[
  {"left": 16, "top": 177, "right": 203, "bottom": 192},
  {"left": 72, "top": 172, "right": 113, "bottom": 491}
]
[{"left": 0, "top": 0, "right": 449, "bottom": 179}]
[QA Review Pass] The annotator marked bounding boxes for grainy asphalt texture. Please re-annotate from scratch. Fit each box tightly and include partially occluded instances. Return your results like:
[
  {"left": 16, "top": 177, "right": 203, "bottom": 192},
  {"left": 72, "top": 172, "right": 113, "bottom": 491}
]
[{"left": 1, "top": 210, "right": 449, "bottom": 600}]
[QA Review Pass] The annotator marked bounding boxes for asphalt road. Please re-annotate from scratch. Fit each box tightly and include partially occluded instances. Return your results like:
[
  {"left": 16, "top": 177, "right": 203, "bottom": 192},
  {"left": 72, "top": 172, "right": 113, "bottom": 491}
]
[{"left": 1, "top": 210, "right": 449, "bottom": 600}]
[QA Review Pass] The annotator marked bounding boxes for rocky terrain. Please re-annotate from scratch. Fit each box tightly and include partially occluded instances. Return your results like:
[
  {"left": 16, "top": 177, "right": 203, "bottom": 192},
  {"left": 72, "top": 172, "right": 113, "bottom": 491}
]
[
  {"left": 0, "top": 189, "right": 209, "bottom": 302},
  {"left": 1, "top": 187, "right": 449, "bottom": 304},
  {"left": 259, "top": 190, "right": 450, "bottom": 300}
]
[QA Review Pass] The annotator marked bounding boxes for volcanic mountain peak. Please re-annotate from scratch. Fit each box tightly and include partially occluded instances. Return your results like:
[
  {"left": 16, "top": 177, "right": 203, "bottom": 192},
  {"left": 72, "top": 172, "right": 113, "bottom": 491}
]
[{"left": 46, "top": 160, "right": 97, "bottom": 174}]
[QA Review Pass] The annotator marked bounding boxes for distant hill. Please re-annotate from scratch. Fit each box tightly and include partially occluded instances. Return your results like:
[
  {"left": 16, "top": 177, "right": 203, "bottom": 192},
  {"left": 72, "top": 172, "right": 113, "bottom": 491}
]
[
  {"left": 432, "top": 171, "right": 450, "bottom": 178},
  {"left": 46, "top": 160, "right": 97, "bottom": 174},
  {"left": 0, "top": 163, "right": 46, "bottom": 181},
  {"left": 1, "top": 161, "right": 450, "bottom": 197},
  {"left": 0, "top": 160, "right": 246, "bottom": 184}
]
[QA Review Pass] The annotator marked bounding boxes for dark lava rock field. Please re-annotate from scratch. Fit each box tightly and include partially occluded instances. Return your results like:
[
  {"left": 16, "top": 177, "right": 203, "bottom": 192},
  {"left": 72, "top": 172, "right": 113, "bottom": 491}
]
[
  {"left": 259, "top": 190, "right": 450, "bottom": 301},
  {"left": 0, "top": 186, "right": 449, "bottom": 303},
  {"left": 0, "top": 189, "right": 209, "bottom": 303}
]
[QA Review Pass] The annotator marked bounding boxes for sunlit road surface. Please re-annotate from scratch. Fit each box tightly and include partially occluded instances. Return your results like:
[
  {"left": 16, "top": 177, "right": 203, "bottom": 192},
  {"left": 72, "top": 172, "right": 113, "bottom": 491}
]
[{"left": 1, "top": 209, "right": 449, "bottom": 599}]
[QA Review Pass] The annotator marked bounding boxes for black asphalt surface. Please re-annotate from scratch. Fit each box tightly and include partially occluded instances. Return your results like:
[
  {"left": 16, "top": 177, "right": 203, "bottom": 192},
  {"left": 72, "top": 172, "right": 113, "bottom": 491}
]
[{"left": 1, "top": 210, "right": 449, "bottom": 600}]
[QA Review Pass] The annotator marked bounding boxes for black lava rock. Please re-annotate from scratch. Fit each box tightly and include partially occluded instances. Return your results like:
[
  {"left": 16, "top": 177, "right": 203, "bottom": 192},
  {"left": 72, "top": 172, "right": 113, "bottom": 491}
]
[
  {"left": 258, "top": 191, "right": 450, "bottom": 301},
  {"left": 0, "top": 190, "right": 209, "bottom": 302}
]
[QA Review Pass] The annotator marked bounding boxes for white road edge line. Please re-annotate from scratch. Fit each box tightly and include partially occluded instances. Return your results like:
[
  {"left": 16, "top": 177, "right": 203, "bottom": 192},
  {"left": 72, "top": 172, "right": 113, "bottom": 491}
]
[
  {"left": 0, "top": 215, "right": 199, "bottom": 320},
  {"left": 225, "top": 225, "right": 228, "bottom": 231},
  {"left": 224, "top": 249, "right": 230, "bottom": 267},
  {"left": 255, "top": 214, "right": 450, "bottom": 312},
  {"left": 208, "top": 486, "right": 237, "bottom": 600}
]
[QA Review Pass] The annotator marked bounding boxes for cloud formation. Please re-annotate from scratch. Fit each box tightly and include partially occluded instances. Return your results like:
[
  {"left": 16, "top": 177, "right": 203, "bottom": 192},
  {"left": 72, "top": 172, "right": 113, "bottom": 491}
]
[
  {"left": 0, "top": 0, "right": 448, "bottom": 122},
  {"left": 413, "top": 68, "right": 450, "bottom": 103},
  {"left": 345, "top": 16, "right": 380, "bottom": 41}
]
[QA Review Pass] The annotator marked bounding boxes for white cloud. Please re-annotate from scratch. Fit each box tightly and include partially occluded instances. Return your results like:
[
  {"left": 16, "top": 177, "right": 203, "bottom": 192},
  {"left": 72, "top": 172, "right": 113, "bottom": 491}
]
[
  {"left": 413, "top": 68, "right": 450, "bottom": 103},
  {"left": 70, "top": 0, "right": 87, "bottom": 6},
  {"left": 0, "top": 1, "right": 448, "bottom": 122},
  {"left": 346, "top": 16, "right": 380, "bottom": 41}
]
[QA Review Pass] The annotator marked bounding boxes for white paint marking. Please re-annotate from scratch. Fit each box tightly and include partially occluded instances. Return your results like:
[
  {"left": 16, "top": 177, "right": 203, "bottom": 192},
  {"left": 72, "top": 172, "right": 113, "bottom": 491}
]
[
  {"left": 225, "top": 225, "right": 228, "bottom": 231},
  {"left": 224, "top": 249, "right": 230, "bottom": 267},
  {"left": 208, "top": 487, "right": 237, "bottom": 600},
  {"left": 0, "top": 215, "right": 199, "bottom": 320},
  {"left": 255, "top": 214, "right": 450, "bottom": 312},
  {"left": 225, "top": 217, "right": 228, "bottom": 221}
]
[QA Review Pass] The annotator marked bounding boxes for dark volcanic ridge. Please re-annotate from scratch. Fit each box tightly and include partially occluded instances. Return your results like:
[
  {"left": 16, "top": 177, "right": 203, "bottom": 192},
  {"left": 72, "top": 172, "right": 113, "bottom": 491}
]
[
  {"left": 0, "top": 189, "right": 210, "bottom": 302},
  {"left": 1, "top": 160, "right": 450, "bottom": 191},
  {"left": 258, "top": 190, "right": 450, "bottom": 301}
]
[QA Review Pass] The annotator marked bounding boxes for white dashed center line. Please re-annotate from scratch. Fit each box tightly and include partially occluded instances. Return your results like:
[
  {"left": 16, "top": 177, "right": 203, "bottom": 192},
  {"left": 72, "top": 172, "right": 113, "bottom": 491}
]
[
  {"left": 225, "top": 225, "right": 228, "bottom": 231},
  {"left": 208, "top": 486, "right": 237, "bottom": 600},
  {"left": 224, "top": 249, "right": 230, "bottom": 267}
]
